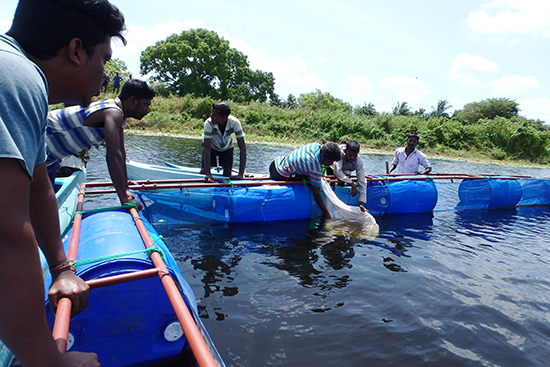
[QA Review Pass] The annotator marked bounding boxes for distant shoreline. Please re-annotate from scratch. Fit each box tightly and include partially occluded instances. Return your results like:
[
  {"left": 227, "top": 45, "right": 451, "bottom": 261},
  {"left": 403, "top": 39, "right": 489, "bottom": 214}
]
[{"left": 126, "top": 129, "right": 550, "bottom": 169}]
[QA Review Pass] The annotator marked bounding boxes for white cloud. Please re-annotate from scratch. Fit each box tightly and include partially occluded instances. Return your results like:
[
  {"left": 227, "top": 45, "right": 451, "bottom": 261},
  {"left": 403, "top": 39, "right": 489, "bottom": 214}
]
[
  {"left": 317, "top": 58, "right": 326, "bottom": 63},
  {"left": 346, "top": 74, "right": 374, "bottom": 95},
  {"left": 520, "top": 97, "right": 550, "bottom": 123},
  {"left": 488, "top": 75, "right": 539, "bottom": 93},
  {"left": 249, "top": 51, "right": 325, "bottom": 93},
  {"left": 451, "top": 96, "right": 465, "bottom": 111},
  {"left": 122, "top": 22, "right": 326, "bottom": 96},
  {"left": 218, "top": 30, "right": 252, "bottom": 55},
  {"left": 0, "top": 18, "right": 11, "bottom": 34},
  {"left": 448, "top": 53, "right": 499, "bottom": 85},
  {"left": 467, "top": 0, "right": 550, "bottom": 40},
  {"left": 112, "top": 19, "right": 206, "bottom": 76},
  {"left": 378, "top": 75, "right": 432, "bottom": 103}
]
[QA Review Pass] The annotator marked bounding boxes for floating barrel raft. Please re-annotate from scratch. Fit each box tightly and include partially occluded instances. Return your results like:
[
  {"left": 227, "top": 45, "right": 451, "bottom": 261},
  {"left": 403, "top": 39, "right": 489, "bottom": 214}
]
[{"left": 86, "top": 172, "right": 550, "bottom": 226}]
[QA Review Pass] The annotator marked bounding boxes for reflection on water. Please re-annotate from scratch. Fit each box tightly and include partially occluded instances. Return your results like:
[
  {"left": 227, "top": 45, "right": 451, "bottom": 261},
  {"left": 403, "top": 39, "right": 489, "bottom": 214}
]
[{"left": 83, "top": 134, "right": 550, "bottom": 367}]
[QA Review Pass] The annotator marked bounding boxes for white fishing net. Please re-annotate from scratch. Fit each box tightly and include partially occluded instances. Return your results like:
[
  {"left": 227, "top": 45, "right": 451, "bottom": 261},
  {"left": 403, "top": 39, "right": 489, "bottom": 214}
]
[{"left": 321, "top": 179, "right": 379, "bottom": 239}]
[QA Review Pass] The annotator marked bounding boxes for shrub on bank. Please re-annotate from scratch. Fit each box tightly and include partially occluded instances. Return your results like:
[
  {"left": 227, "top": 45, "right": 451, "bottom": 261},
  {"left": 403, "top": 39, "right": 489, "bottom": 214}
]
[{"left": 125, "top": 95, "right": 550, "bottom": 165}]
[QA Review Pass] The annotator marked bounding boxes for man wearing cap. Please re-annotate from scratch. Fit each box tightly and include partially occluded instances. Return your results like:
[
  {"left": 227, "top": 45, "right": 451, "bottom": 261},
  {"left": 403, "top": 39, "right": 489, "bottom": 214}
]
[{"left": 389, "top": 133, "right": 432, "bottom": 175}]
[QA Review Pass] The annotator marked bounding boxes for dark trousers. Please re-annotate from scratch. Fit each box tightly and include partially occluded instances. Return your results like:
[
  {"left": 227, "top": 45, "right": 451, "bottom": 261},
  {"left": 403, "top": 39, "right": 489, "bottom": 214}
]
[
  {"left": 269, "top": 161, "right": 308, "bottom": 182},
  {"left": 201, "top": 147, "right": 234, "bottom": 176}
]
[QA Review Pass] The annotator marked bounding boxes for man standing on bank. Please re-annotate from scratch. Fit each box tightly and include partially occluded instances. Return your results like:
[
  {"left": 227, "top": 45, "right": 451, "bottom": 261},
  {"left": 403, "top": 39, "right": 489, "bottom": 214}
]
[
  {"left": 0, "top": 0, "right": 126, "bottom": 366},
  {"left": 201, "top": 102, "right": 247, "bottom": 182},
  {"left": 389, "top": 133, "right": 432, "bottom": 175}
]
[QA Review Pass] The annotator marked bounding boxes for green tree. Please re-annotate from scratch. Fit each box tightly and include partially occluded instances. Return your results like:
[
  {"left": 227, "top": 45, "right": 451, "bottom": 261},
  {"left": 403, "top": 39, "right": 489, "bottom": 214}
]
[
  {"left": 140, "top": 28, "right": 274, "bottom": 102},
  {"left": 453, "top": 98, "right": 519, "bottom": 124},
  {"left": 392, "top": 101, "right": 411, "bottom": 116},
  {"left": 354, "top": 102, "right": 378, "bottom": 116},
  {"left": 105, "top": 58, "right": 130, "bottom": 80},
  {"left": 414, "top": 107, "right": 427, "bottom": 118},
  {"left": 298, "top": 89, "right": 352, "bottom": 112},
  {"left": 430, "top": 100, "right": 453, "bottom": 118},
  {"left": 284, "top": 94, "right": 298, "bottom": 109}
]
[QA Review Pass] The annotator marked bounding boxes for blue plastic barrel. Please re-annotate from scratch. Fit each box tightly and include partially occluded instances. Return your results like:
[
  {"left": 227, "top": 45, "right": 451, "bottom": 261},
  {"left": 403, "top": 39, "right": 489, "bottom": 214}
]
[
  {"left": 457, "top": 178, "right": 522, "bottom": 210},
  {"left": 44, "top": 209, "right": 196, "bottom": 367},
  {"left": 366, "top": 179, "right": 438, "bottom": 214},
  {"left": 139, "top": 183, "right": 321, "bottom": 223},
  {"left": 230, "top": 184, "right": 316, "bottom": 222},
  {"left": 488, "top": 179, "right": 522, "bottom": 208},
  {"left": 518, "top": 177, "right": 550, "bottom": 206}
]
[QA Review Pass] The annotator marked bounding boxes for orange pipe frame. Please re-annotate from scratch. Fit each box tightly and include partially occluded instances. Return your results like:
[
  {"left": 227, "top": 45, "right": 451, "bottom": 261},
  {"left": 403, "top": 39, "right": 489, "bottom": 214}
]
[
  {"left": 51, "top": 183, "right": 219, "bottom": 367},
  {"left": 127, "top": 206, "right": 218, "bottom": 367},
  {"left": 52, "top": 185, "right": 86, "bottom": 353},
  {"left": 83, "top": 173, "right": 535, "bottom": 195}
]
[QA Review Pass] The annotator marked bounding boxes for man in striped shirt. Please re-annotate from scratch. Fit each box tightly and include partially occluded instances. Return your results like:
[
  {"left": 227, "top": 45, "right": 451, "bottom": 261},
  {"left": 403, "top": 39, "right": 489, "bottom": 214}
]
[
  {"left": 269, "top": 142, "right": 342, "bottom": 219},
  {"left": 201, "top": 102, "right": 247, "bottom": 182},
  {"left": 46, "top": 79, "right": 155, "bottom": 207}
]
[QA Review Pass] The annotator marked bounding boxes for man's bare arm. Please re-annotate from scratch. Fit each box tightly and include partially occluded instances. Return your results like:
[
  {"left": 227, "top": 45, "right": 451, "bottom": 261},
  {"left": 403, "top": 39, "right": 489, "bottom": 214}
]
[
  {"left": 202, "top": 139, "right": 214, "bottom": 181},
  {"left": 311, "top": 186, "right": 331, "bottom": 219},
  {"left": 233, "top": 137, "right": 247, "bottom": 179},
  {"left": 0, "top": 159, "right": 97, "bottom": 367},
  {"left": 103, "top": 109, "right": 133, "bottom": 205}
]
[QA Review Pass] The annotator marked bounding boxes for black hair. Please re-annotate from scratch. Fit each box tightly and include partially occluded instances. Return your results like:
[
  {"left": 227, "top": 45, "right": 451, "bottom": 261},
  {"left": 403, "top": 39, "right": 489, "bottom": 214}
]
[
  {"left": 346, "top": 140, "right": 360, "bottom": 153},
  {"left": 118, "top": 79, "right": 156, "bottom": 101},
  {"left": 320, "top": 142, "right": 342, "bottom": 161},
  {"left": 7, "top": 0, "right": 126, "bottom": 60},
  {"left": 212, "top": 101, "right": 231, "bottom": 116}
]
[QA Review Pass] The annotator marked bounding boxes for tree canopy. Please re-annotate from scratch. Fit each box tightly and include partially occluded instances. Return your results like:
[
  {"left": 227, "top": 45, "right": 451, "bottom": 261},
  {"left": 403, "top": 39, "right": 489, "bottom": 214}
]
[
  {"left": 297, "top": 89, "right": 352, "bottom": 112},
  {"left": 105, "top": 58, "right": 129, "bottom": 79},
  {"left": 431, "top": 100, "right": 453, "bottom": 118},
  {"left": 393, "top": 101, "right": 411, "bottom": 116},
  {"left": 453, "top": 98, "right": 520, "bottom": 124},
  {"left": 140, "top": 28, "right": 275, "bottom": 102}
]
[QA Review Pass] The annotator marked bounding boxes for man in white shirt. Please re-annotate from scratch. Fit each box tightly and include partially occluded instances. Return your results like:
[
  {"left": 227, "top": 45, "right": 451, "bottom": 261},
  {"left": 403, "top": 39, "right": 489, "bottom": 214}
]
[
  {"left": 331, "top": 140, "right": 367, "bottom": 212},
  {"left": 201, "top": 102, "right": 247, "bottom": 182},
  {"left": 389, "top": 133, "right": 432, "bottom": 175}
]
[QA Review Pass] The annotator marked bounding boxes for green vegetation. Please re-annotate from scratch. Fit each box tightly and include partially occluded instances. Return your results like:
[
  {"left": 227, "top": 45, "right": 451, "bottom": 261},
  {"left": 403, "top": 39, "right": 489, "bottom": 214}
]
[
  {"left": 105, "top": 58, "right": 131, "bottom": 80},
  {"left": 125, "top": 93, "right": 550, "bottom": 166},
  {"left": 140, "top": 29, "right": 275, "bottom": 102},
  {"left": 71, "top": 28, "right": 547, "bottom": 167}
]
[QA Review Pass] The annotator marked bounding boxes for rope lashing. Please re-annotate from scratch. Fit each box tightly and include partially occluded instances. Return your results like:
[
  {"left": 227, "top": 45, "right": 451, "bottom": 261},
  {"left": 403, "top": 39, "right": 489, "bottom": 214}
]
[
  {"left": 221, "top": 179, "right": 234, "bottom": 189},
  {"left": 70, "top": 237, "right": 167, "bottom": 272},
  {"left": 61, "top": 202, "right": 141, "bottom": 237}
]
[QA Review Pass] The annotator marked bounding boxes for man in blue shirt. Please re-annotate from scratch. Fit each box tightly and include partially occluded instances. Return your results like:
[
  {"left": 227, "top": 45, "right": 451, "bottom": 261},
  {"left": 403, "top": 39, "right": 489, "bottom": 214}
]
[
  {"left": 0, "top": 1, "right": 125, "bottom": 365},
  {"left": 112, "top": 72, "right": 123, "bottom": 93}
]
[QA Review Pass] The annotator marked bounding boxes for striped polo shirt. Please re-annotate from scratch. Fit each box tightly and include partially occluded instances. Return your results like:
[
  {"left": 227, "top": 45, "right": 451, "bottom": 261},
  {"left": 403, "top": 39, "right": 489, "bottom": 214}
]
[
  {"left": 202, "top": 115, "right": 244, "bottom": 152},
  {"left": 46, "top": 99, "right": 122, "bottom": 163},
  {"left": 273, "top": 142, "right": 323, "bottom": 187}
]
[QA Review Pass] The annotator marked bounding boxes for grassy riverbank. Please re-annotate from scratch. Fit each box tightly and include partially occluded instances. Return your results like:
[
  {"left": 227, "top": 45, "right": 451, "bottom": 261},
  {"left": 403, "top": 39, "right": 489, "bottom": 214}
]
[
  {"left": 111, "top": 94, "right": 550, "bottom": 168},
  {"left": 125, "top": 129, "right": 550, "bottom": 169}
]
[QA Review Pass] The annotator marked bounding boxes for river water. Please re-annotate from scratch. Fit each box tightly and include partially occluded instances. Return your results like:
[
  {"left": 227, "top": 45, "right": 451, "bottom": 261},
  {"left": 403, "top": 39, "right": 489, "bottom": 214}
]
[{"left": 86, "top": 134, "right": 550, "bottom": 367}]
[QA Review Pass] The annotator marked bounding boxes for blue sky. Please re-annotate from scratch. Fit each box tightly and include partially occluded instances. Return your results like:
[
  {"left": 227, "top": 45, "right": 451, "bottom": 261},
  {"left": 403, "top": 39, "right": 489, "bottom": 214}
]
[{"left": 1, "top": 0, "right": 549, "bottom": 122}]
